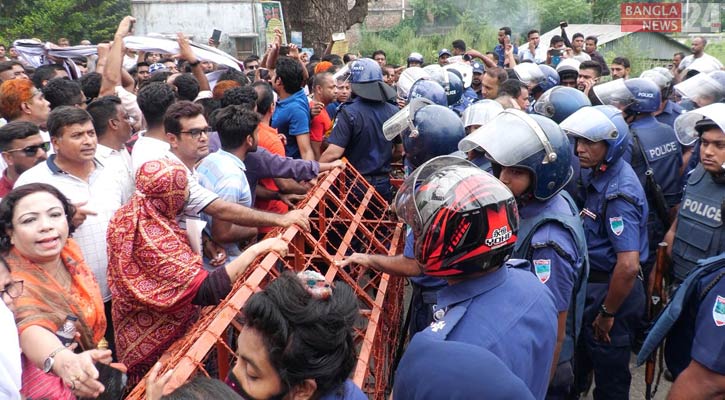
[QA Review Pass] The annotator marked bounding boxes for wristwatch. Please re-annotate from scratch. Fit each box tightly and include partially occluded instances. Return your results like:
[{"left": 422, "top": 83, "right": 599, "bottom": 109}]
[
  {"left": 43, "top": 346, "right": 68, "bottom": 373},
  {"left": 188, "top": 59, "right": 201, "bottom": 67},
  {"left": 599, "top": 304, "right": 615, "bottom": 318}
]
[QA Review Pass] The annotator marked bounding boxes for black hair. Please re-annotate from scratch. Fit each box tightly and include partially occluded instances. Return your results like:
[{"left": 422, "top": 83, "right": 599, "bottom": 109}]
[
  {"left": 321, "top": 54, "right": 343, "bottom": 66},
  {"left": 213, "top": 105, "right": 260, "bottom": 150},
  {"left": 0, "top": 183, "right": 76, "bottom": 252},
  {"left": 499, "top": 79, "right": 527, "bottom": 98},
  {"left": 371, "top": 50, "right": 386, "bottom": 59},
  {"left": 452, "top": 39, "right": 466, "bottom": 51},
  {"left": 173, "top": 73, "right": 200, "bottom": 102},
  {"left": 195, "top": 97, "right": 221, "bottom": 124},
  {"left": 31, "top": 64, "right": 65, "bottom": 89},
  {"left": 137, "top": 82, "right": 177, "bottom": 127},
  {"left": 0, "top": 61, "right": 23, "bottom": 75},
  {"left": 161, "top": 377, "right": 241, "bottom": 400},
  {"left": 274, "top": 57, "right": 304, "bottom": 94},
  {"left": 148, "top": 71, "right": 173, "bottom": 84},
  {"left": 550, "top": 35, "right": 564, "bottom": 46},
  {"left": 611, "top": 56, "right": 631, "bottom": 68},
  {"left": 674, "top": 51, "right": 685, "bottom": 59},
  {"left": 572, "top": 32, "right": 584, "bottom": 40},
  {"left": 86, "top": 96, "right": 122, "bottom": 138},
  {"left": 136, "top": 61, "right": 150, "bottom": 69},
  {"left": 0, "top": 121, "right": 40, "bottom": 151},
  {"left": 79, "top": 72, "right": 101, "bottom": 101},
  {"left": 143, "top": 52, "right": 160, "bottom": 63},
  {"left": 42, "top": 78, "right": 84, "bottom": 110},
  {"left": 241, "top": 272, "right": 358, "bottom": 397},
  {"left": 164, "top": 100, "right": 204, "bottom": 136},
  {"left": 499, "top": 27, "right": 512, "bottom": 36},
  {"left": 585, "top": 36, "right": 598, "bottom": 45},
  {"left": 252, "top": 81, "right": 274, "bottom": 116},
  {"left": 46, "top": 106, "right": 92, "bottom": 138},
  {"left": 243, "top": 55, "right": 260, "bottom": 68},
  {"left": 527, "top": 30, "right": 539, "bottom": 39},
  {"left": 580, "top": 60, "right": 603, "bottom": 77},
  {"left": 159, "top": 57, "right": 175, "bottom": 65},
  {"left": 220, "top": 86, "right": 257, "bottom": 109},
  {"left": 342, "top": 53, "right": 356, "bottom": 64},
  {"left": 218, "top": 69, "right": 250, "bottom": 87}
]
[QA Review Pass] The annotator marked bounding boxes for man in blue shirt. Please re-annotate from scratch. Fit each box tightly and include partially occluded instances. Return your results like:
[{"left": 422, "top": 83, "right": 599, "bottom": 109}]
[
  {"left": 561, "top": 106, "right": 649, "bottom": 399},
  {"left": 494, "top": 26, "right": 518, "bottom": 68},
  {"left": 392, "top": 156, "right": 558, "bottom": 399},
  {"left": 271, "top": 56, "right": 314, "bottom": 160}
]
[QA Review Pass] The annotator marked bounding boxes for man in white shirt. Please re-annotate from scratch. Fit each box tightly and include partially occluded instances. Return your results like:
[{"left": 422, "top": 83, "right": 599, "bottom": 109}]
[
  {"left": 678, "top": 36, "right": 724, "bottom": 78},
  {"left": 519, "top": 30, "right": 547, "bottom": 64},
  {"left": 86, "top": 95, "right": 134, "bottom": 195}
]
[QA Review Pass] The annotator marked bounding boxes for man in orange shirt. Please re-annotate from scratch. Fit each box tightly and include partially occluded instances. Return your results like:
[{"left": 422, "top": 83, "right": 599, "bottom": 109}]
[{"left": 309, "top": 72, "right": 337, "bottom": 160}]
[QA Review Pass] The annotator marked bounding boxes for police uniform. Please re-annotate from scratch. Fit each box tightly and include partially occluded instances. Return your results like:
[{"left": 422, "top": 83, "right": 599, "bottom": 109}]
[
  {"left": 394, "top": 328, "right": 536, "bottom": 400},
  {"left": 637, "top": 253, "right": 725, "bottom": 384},
  {"left": 449, "top": 87, "right": 478, "bottom": 116},
  {"left": 420, "top": 262, "right": 558, "bottom": 399},
  {"left": 575, "top": 158, "right": 649, "bottom": 399},
  {"left": 403, "top": 229, "right": 447, "bottom": 334},
  {"left": 655, "top": 100, "right": 683, "bottom": 128},
  {"left": 327, "top": 96, "right": 399, "bottom": 201},
  {"left": 626, "top": 116, "right": 682, "bottom": 270},
  {"left": 671, "top": 164, "right": 725, "bottom": 283},
  {"left": 513, "top": 192, "right": 588, "bottom": 399}
]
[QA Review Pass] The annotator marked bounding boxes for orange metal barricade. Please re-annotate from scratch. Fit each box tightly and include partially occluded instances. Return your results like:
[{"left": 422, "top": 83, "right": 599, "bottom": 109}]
[{"left": 126, "top": 161, "right": 406, "bottom": 399}]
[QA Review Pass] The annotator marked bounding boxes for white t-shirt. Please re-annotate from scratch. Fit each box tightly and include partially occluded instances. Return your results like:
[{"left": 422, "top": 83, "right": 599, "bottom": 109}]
[
  {"left": 679, "top": 53, "right": 724, "bottom": 73},
  {"left": 0, "top": 302, "right": 21, "bottom": 400}
]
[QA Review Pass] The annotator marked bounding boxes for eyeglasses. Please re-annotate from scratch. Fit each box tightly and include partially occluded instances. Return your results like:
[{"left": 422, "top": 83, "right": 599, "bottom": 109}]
[
  {"left": 178, "top": 127, "right": 212, "bottom": 140},
  {"left": 0, "top": 280, "right": 23, "bottom": 300},
  {"left": 4, "top": 142, "right": 50, "bottom": 157}
]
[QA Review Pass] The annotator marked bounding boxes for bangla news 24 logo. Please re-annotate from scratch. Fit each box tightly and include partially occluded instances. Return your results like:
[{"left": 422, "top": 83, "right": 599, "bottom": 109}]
[{"left": 620, "top": 2, "right": 723, "bottom": 33}]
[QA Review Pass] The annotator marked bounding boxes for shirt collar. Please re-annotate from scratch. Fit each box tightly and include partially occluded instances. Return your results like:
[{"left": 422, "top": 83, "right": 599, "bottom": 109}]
[
  {"left": 46, "top": 153, "right": 102, "bottom": 175},
  {"left": 277, "top": 89, "right": 306, "bottom": 105},
  {"left": 587, "top": 159, "right": 624, "bottom": 193},
  {"left": 436, "top": 267, "right": 509, "bottom": 309},
  {"left": 216, "top": 149, "right": 246, "bottom": 171}
]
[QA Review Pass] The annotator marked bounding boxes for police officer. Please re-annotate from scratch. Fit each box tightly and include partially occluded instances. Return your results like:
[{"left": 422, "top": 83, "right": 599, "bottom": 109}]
[
  {"left": 459, "top": 100, "right": 504, "bottom": 173},
  {"left": 338, "top": 102, "right": 465, "bottom": 335},
  {"left": 666, "top": 104, "right": 725, "bottom": 284},
  {"left": 393, "top": 155, "right": 558, "bottom": 399},
  {"left": 320, "top": 58, "right": 399, "bottom": 201},
  {"left": 407, "top": 78, "right": 448, "bottom": 107},
  {"left": 636, "top": 253, "right": 725, "bottom": 398},
  {"left": 561, "top": 105, "right": 649, "bottom": 399},
  {"left": 595, "top": 78, "right": 682, "bottom": 275},
  {"left": 531, "top": 64, "right": 560, "bottom": 102},
  {"left": 466, "top": 109, "right": 589, "bottom": 399},
  {"left": 640, "top": 67, "right": 681, "bottom": 128}
]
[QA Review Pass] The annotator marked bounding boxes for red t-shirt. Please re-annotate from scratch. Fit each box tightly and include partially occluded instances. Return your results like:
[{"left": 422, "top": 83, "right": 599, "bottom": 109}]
[
  {"left": 309, "top": 101, "right": 332, "bottom": 143},
  {"left": 256, "top": 122, "right": 288, "bottom": 233}
]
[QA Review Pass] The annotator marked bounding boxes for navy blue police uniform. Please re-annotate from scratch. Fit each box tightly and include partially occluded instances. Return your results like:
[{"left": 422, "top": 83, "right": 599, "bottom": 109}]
[
  {"left": 403, "top": 229, "right": 447, "bottom": 334},
  {"left": 575, "top": 158, "right": 649, "bottom": 399},
  {"left": 655, "top": 99, "right": 683, "bottom": 128},
  {"left": 514, "top": 192, "right": 588, "bottom": 399}
]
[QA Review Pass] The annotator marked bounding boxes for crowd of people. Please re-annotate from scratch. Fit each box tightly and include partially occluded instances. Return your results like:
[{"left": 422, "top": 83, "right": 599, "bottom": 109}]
[{"left": 0, "top": 13, "right": 724, "bottom": 400}]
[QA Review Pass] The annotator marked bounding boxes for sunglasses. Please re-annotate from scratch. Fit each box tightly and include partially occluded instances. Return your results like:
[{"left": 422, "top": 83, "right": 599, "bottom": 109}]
[{"left": 4, "top": 142, "right": 50, "bottom": 157}]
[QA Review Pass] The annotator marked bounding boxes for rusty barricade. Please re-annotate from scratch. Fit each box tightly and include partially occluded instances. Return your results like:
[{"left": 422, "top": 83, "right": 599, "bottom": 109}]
[{"left": 126, "top": 161, "right": 406, "bottom": 399}]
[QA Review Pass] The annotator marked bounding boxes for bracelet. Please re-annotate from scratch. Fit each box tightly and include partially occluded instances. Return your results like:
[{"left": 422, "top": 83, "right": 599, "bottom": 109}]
[
  {"left": 188, "top": 59, "right": 201, "bottom": 67},
  {"left": 599, "top": 304, "right": 615, "bottom": 318}
]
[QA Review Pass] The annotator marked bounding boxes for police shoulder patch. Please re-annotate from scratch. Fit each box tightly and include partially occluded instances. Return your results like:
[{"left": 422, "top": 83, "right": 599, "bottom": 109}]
[
  {"left": 609, "top": 216, "right": 624, "bottom": 236},
  {"left": 533, "top": 259, "right": 551, "bottom": 284},
  {"left": 713, "top": 295, "right": 725, "bottom": 327}
]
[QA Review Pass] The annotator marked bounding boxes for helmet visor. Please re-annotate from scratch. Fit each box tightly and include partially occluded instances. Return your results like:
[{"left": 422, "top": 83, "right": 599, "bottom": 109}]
[
  {"left": 459, "top": 110, "right": 556, "bottom": 166},
  {"left": 333, "top": 65, "right": 350, "bottom": 83},
  {"left": 640, "top": 70, "right": 669, "bottom": 90},
  {"left": 445, "top": 63, "right": 473, "bottom": 88},
  {"left": 593, "top": 79, "right": 635, "bottom": 108},
  {"left": 461, "top": 100, "right": 504, "bottom": 129},
  {"left": 393, "top": 156, "right": 476, "bottom": 236},
  {"left": 674, "top": 73, "right": 725, "bottom": 105},
  {"left": 396, "top": 67, "right": 429, "bottom": 100},
  {"left": 383, "top": 98, "right": 433, "bottom": 141},
  {"left": 532, "top": 88, "right": 557, "bottom": 117},
  {"left": 674, "top": 103, "right": 725, "bottom": 146},
  {"left": 560, "top": 107, "right": 620, "bottom": 142}
]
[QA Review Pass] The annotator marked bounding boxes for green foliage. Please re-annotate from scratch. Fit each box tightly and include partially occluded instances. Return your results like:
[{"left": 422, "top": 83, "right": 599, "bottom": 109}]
[
  {"left": 355, "top": 23, "right": 498, "bottom": 67},
  {"left": 536, "top": 0, "right": 592, "bottom": 33},
  {"left": 602, "top": 35, "right": 649, "bottom": 77},
  {"left": 0, "top": 0, "right": 130, "bottom": 45}
]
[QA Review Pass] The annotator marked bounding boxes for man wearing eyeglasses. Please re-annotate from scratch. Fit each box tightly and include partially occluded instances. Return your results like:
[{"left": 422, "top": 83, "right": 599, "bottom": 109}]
[{"left": 0, "top": 122, "right": 48, "bottom": 198}]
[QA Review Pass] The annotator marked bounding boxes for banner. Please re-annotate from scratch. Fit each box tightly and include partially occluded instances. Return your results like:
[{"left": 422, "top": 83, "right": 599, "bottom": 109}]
[{"left": 261, "top": 1, "right": 287, "bottom": 46}]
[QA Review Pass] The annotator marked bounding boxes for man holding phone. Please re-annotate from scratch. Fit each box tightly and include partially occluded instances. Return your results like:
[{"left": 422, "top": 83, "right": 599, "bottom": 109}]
[
  {"left": 519, "top": 30, "right": 546, "bottom": 64},
  {"left": 577, "top": 60, "right": 602, "bottom": 97},
  {"left": 494, "top": 27, "right": 518, "bottom": 68}
]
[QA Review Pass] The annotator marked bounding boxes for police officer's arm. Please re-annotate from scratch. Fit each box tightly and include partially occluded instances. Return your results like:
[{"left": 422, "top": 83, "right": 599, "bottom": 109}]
[
  {"left": 663, "top": 214, "right": 678, "bottom": 257},
  {"left": 336, "top": 253, "right": 422, "bottom": 277},
  {"left": 668, "top": 360, "right": 725, "bottom": 400},
  {"left": 319, "top": 144, "right": 345, "bottom": 163}
]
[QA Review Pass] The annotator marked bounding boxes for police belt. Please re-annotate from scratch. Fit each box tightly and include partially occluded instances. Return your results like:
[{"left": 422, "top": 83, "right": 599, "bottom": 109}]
[{"left": 588, "top": 269, "right": 611, "bottom": 284}]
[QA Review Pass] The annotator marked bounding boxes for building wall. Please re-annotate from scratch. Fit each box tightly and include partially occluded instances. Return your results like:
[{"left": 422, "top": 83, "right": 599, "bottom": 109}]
[{"left": 601, "top": 32, "right": 690, "bottom": 60}]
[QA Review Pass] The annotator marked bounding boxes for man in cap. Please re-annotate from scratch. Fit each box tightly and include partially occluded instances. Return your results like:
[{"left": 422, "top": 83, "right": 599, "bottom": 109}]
[
  {"left": 407, "top": 52, "right": 424, "bottom": 68},
  {"left": 438, "top": 49, "right": 451, "bottom": 66},
  {"left": 470, "top": 62, "right": 485, "bottom": 99},
  {"left": 320, "top": 58, "right": 399, "bottom": 201}
]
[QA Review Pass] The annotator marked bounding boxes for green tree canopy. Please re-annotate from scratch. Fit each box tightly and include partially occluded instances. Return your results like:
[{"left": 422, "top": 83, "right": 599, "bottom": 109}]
[{"left": 0, "top": 0, "right": 130, "bottom": 45}]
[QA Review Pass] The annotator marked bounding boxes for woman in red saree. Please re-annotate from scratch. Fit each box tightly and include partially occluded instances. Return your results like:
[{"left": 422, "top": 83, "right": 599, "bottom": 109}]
[{"left": 107, "top": 158, "right": 288, "bottom": 386}]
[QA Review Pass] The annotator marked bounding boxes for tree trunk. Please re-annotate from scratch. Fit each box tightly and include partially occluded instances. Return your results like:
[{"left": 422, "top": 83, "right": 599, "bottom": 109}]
[{"left": 280, "top": 0, "right": 368, "bottom": 56}]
